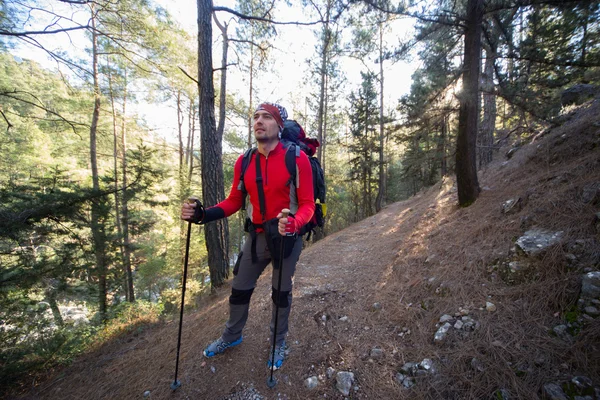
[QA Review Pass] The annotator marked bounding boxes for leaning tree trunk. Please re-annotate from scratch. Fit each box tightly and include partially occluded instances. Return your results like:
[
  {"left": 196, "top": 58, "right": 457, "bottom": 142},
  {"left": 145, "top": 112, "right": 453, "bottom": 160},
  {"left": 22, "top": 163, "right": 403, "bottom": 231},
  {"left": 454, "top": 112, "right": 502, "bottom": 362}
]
[
  {"left": 198, "top": 0, "right": 229, "bottom": 287},
  {"left": 89, "top": 9, "right": 108, "bottom": 319},
  {"left": 455, "top": 0, "right": 482, "bottom": 207}
]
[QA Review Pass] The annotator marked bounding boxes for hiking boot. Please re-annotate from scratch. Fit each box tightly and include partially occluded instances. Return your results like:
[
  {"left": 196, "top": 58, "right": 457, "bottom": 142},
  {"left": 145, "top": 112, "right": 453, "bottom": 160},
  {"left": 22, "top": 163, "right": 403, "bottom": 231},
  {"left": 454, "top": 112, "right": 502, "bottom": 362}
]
[
  {"left": 203, "top": 336, "right": 243, "bottom": 358},
  {"left": 266, "top": 341, "right": 287, "bottom": 370}
]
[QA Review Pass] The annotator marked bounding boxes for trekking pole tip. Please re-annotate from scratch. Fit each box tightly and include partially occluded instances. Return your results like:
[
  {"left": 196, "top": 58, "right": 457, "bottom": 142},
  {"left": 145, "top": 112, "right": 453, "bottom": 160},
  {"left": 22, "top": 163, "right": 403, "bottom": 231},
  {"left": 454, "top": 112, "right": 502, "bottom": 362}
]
[
  {"left": 170, "top": 380, "right": 181, "bottom": 391},
  {"left": 266, "top": 376, "right": 277, "bottom": 388}
]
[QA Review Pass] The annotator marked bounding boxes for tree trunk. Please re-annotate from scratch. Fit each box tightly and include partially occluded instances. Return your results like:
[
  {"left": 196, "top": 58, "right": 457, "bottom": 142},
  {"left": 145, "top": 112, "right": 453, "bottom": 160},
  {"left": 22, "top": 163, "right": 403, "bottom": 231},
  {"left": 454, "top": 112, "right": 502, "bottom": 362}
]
[
  {"left": 375, "top": 22, "right": 385, "bottom": 213},
  {"left": 188, "top": 99, "right": 196, "bottom": 183},
  {"left": 107, "top": 58, "right": 128, "bottom": 301},
  {"left": 247, "top": 37, "right": 255, "bottom": 150},
  {"left": 455, "top": 0, "right": 482, "bottom": 207},
  {"left": 479, "top": 45, "right": 496, "bottom": 169},
  {"left": 89, "top": 9, "right": 108, "bottom": 319},
  {"left": 198, "top": 0, "right": 229, "bottom": 287},
  {"left": 120, "top": 68, "right": 134, "bottom": 302},
  {"left": 438, "top": 115, "right": 448, "bottom": 177},
  {"left": 214, "top": 14, "right": 228, "bottom": 140},
  {"left": 316, "top": 15, "right": 330, "bottom": 166}
]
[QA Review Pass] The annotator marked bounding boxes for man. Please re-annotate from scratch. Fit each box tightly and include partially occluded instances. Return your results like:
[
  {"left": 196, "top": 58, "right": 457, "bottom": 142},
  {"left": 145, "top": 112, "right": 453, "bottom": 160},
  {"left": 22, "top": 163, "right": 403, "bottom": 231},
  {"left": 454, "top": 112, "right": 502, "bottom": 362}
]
[{"left": 181, "top": 102, "right": 314, "bottom": 370}]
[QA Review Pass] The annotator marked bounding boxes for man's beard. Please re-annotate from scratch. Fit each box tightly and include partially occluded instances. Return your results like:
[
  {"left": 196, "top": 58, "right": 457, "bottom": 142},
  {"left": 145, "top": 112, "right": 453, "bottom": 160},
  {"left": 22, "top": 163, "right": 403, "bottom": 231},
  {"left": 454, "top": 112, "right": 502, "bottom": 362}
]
[{"left": 255, "top": 133, "right": 279, "bottom": 143}]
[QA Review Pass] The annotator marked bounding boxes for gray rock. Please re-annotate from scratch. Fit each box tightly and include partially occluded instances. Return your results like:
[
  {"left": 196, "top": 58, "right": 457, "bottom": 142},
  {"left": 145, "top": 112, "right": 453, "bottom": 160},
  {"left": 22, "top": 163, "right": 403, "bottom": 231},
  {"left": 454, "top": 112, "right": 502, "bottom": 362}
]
[
  {"left": 339, "top": 315, "right": 349, "bottom": 322},
  {"left": 439, "top": 314, "right": 453, "bottom": 323},
  {"left": 454, "top": 320, "right": 464, "bottom": 330},
  {"left": 502, "top": 198, "right": 522, "bottom": 214},
  {"left": 370, "top": 348, "right": 384, "bottom": 359},
  {"left": 553, "top": 325, "right": 572, "bottom": 341},
  {"left": 434, "top": 322, "right": 452, "bottom": 343},
  {"left": 581, "top": 271, "right": 600, "bottom": 298},
  {"left": 372, "top": 302, "right": 382, "bottom": 310},
  {"left": 419, "top": 358, "right": 435, "bottom": 373},
  {"left": 571, "top": 376, "right": 593, "bottom": 391},
  {"left": 516, "top": 229, "right": 563, "bottom": 257},
  {"left": 143, "top": 390, "right": 150, "bottom": 398},
  {"left": 486, "top": 302, "right": 497, "bottom": 312},
  {"left": 394, "top": 373, "right": 406, "bottom": 385},
  {"left": 402, "top": 377, "right": 415, "bottom": 388},
  {"left": 335, "top": 371, "right": 354, "bottom": 396},
  {"left": 304, "top": 376, "right": 318, "bottom": 390},
  {"left": 584, "top": 306, "right": 600, "bottom": 316},
  {"left": 400, "top": 362, "right": 418, "bottom": 376},
  {"left": 543, "top": 383, "right": 569, "bottom": 400},
  {"left": 461, "top": 316, "right": 479, "bottom": 331},
  {"left": 326, "top": 367, "right": 335, "bottom": 379}
]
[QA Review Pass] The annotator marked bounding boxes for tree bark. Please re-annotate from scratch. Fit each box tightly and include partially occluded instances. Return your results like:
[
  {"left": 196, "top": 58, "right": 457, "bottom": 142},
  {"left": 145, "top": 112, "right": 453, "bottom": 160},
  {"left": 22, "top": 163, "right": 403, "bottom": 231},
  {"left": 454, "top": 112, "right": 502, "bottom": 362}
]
[
  {"left": 214, "top": 14, "right": 228, "bottom": 141},
  {"left": 107, "top": 58, "right": 128, "bottom": 301},
  {"left": 479, "top": 45, "right": 496, "bottom": 168},
  {"left": 455, "top": 0, "right": 482, "bottom": 206},
  {"left": 375, "top": 21, "right": 385, "bottom": 213},
  {"left": 316, "top": 14, "right": 331, "bottom": 166},
  {"left": 247, "top": 38, "right": 254, "bottom": 150},
  {"left": 120, "top": 68, "right": 134, "bottom": 302},
  {"left": 198, "top": 0, "right": 229, "bottom": 287},
  {"left": 89, "top": 8, "right": 107, "bottom": 319}
]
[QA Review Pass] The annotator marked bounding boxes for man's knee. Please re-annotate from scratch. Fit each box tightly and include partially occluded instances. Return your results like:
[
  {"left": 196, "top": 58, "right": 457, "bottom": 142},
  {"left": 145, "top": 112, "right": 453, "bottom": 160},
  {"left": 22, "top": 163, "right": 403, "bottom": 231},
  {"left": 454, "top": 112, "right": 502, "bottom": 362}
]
[
  {"left": 271, "top": 287, "right": 291, "bottom": 307},
  {"left": 230, "top": 288, "right": 254, "bottom": 305}
]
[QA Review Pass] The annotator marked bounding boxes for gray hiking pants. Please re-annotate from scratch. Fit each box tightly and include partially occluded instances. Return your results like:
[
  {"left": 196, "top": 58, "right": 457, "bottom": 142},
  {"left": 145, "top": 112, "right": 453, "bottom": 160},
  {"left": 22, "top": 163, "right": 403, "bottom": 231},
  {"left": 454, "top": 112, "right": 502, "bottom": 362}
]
[{"left": 222, "top": 231, "right": 302, "bottom": 345}]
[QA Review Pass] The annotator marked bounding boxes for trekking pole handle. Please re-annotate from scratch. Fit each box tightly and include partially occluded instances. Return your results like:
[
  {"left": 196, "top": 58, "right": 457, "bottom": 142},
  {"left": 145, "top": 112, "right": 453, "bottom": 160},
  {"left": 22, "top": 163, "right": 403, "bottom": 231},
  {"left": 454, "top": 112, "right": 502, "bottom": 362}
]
[
  {"left": 281, "top": 208, "right": 290, "bottom": 219},
  {"left": 188, "top": 197, "right": 199, "bottom": 204}
]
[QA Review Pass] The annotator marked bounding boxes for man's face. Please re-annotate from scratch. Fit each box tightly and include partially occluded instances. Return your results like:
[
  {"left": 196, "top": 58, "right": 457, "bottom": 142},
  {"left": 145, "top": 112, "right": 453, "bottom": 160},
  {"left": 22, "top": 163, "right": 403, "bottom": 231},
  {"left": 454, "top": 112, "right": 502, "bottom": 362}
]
[{"left": 253, "top": 110, "right": 280, "bottom": 143}]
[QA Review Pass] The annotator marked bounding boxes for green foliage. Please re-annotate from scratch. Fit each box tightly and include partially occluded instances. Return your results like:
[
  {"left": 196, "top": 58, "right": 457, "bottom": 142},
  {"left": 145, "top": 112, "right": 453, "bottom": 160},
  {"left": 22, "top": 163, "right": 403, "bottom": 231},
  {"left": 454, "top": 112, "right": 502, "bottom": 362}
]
[
  {"left": 347, "top": 71, "right": 381, "bottom": 219},
  {"left": 161, "top": 279, "right": 206, "bottom": 314}
]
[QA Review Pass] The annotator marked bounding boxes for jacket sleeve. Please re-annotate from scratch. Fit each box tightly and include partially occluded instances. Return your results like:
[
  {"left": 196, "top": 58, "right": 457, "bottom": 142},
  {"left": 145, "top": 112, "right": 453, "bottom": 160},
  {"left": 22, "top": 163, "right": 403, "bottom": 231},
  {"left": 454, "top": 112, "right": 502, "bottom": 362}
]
[
  {"left": 292, "top": 152, "right": 315, "bottom": 228},
  {"left": 201, "top": 155, "right": 245, "bottom": 224}
]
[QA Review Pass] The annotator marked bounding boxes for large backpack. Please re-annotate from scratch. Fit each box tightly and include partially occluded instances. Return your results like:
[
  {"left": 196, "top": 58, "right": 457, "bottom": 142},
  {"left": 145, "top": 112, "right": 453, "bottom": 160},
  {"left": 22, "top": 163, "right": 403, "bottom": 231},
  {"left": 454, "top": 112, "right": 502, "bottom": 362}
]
[{"left": 239, "top": 120, "right": 326, "bottom": 238}]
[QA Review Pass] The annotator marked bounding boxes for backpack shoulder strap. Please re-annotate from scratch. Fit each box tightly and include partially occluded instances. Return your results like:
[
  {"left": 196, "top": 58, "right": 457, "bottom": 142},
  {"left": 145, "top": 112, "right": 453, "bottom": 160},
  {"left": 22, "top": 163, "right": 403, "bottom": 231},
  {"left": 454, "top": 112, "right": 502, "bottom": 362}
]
[
  {"left": 238, "top": 148, "right": 255, "bottom": 211},
  {"left": 285, "top": 144, "right": 300, "bottom": 189}
]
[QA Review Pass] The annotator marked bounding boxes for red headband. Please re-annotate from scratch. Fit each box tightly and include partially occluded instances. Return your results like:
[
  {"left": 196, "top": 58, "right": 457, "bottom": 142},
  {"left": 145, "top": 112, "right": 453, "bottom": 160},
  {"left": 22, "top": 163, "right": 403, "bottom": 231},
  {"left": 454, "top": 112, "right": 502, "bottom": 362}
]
[{"left": 256, "top": 103, "right": 284, "bottom": 130}]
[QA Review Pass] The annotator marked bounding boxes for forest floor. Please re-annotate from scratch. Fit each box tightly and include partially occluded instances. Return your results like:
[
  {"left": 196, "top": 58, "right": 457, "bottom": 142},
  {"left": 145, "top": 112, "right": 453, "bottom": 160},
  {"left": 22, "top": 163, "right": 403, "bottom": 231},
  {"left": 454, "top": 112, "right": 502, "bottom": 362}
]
[{"left": 13, "top": 98, "right": 600, "bottom": 400}]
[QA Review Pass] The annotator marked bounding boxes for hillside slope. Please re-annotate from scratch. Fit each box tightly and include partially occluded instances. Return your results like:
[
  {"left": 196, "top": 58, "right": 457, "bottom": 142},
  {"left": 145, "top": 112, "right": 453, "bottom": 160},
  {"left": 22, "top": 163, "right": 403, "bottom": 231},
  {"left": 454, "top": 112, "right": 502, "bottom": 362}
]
[{"left": 18, "top": 99, "right": 600, "bottom": 400}]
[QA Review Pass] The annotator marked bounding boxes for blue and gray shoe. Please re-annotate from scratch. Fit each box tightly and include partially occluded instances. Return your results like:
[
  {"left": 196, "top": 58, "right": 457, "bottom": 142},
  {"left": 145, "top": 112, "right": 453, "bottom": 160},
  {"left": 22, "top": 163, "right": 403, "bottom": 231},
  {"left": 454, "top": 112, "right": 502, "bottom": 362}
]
[
  {"left": 267, "top": 341, "right": 287, "bottom": 370},
  {"left": 203, "top": 336, "right": 243, "bottom": 358}
]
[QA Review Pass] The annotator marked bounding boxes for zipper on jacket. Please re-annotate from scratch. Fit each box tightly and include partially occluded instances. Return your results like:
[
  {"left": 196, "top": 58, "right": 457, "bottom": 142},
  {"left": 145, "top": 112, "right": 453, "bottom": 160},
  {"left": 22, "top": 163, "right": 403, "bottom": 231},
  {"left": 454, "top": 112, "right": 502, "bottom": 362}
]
[{"left": 264, "top": 155, "right": 268, "bottom": 185}]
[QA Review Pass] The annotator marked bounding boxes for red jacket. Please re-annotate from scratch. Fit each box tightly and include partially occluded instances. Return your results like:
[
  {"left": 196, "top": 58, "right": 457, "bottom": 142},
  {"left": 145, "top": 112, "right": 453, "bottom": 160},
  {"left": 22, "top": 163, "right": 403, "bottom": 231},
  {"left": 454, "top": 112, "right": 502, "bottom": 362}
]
[{"left": 215, "top": 142, "right": 315, "bottom": 229}]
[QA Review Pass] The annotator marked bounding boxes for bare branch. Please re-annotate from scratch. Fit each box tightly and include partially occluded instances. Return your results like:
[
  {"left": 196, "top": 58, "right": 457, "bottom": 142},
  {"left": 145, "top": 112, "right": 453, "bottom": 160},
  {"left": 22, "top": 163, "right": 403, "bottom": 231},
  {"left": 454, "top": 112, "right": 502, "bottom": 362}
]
[
  {"left": 178, "top": 66, "right": 199, "bottom": 85},
  {"left": 213, "top": 63, "right": 238, "bottom": 72},
  {"left": 0, "top": 90, "right": 87, "bottom": 135},
  {"left": 0, "top": 25, "right": 90, "bottom": 37},
  {"left": 229, "top": 38, "right": 272, "bottom": 52},
  {"left": 213, "top": 6, "right": 324, "bottom": 26},
  {"left": 0, "top": 106, "right": 13, "bottom": 133}
]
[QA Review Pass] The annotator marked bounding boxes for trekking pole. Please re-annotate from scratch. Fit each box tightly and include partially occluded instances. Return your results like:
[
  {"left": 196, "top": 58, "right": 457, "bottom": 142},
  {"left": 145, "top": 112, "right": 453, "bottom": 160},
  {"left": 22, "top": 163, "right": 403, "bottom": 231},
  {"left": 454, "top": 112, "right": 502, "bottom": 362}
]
[
  {"left": 171, "top": 198, "right": 196, "bottom": 391},
  {"left": 267, "top": 208, "right": 290, "bottom": 389}
]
